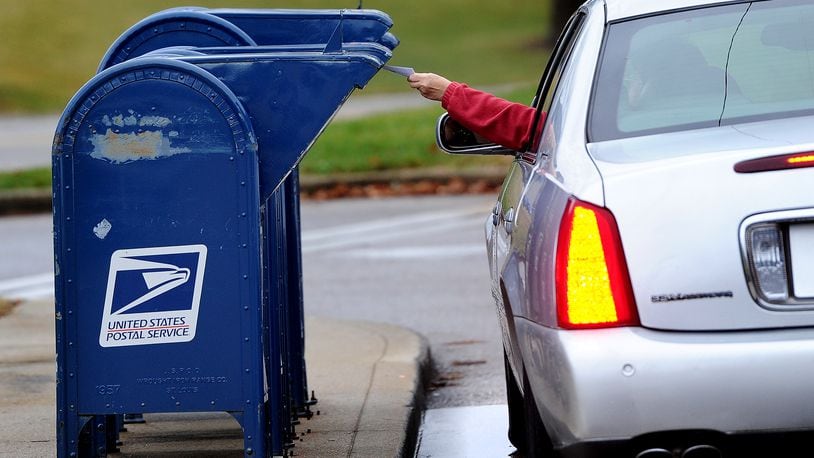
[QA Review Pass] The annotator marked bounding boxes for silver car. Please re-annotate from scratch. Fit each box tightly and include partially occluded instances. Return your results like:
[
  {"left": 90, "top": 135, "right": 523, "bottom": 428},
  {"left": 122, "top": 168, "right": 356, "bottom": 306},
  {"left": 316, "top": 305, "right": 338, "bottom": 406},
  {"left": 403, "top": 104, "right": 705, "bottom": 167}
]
[{"left": 438, "top": 0, "right": 814, "bottom": 456}]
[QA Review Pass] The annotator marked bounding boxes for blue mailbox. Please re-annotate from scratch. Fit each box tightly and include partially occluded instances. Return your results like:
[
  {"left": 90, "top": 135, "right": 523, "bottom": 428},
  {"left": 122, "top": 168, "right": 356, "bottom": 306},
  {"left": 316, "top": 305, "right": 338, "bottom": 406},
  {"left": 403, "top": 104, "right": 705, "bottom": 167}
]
[
  {"left": 94, "top": 9, "right": 398, "bottom": 426},
  {"left": 53, "top": 9, "right": 396, "bottom": 457}
]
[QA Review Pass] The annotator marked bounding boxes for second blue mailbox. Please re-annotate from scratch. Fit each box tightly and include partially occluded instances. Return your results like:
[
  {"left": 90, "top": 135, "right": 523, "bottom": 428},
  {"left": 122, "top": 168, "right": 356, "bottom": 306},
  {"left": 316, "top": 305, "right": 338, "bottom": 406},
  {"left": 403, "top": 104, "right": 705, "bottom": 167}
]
[{"left": 53, "top": 8, "right": 397, "bottom": 458}]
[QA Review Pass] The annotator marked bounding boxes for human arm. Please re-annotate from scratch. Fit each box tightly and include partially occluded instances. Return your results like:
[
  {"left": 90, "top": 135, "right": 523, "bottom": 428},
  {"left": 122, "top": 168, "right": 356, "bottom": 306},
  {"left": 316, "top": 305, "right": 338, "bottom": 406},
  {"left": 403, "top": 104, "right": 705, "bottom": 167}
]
[
  {"left": 441, "top": 82, "right": 541, "bottom": 152},
  {"left": 407, "top": 72, "right": 451, "bottom": 101},
  {"left": 408, "top": 73, "right": 542, "bottom": 151}
]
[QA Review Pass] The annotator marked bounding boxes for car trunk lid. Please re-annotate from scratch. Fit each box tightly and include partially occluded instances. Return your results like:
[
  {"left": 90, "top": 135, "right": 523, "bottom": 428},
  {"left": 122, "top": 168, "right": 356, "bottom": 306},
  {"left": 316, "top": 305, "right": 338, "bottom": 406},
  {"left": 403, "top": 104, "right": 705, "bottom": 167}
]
[{"left": 588, "top": 116, "right": 814, "bottom": 331}]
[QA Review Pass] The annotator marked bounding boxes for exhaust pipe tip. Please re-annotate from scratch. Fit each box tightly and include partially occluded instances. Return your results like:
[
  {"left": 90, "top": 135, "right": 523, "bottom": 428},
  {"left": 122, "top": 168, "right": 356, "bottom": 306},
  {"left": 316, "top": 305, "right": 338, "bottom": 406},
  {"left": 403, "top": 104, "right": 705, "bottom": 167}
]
[
  {"left": 682, "top": 444, "right": 722, "bottom": 458},
  {"left": 636, "top": 449, "right": 673, "bottom": 458}
]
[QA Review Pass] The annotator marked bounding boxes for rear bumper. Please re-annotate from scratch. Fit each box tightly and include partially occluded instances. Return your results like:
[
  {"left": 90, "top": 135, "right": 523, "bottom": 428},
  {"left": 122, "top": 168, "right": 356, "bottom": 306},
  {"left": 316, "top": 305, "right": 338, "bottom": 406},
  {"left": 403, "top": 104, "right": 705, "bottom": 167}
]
[
  {"left": 557, "top": 429, "right": 814, "bottom": 458},
  {"left": 515, "top": 318, "right": 814, "bottom": 448}
]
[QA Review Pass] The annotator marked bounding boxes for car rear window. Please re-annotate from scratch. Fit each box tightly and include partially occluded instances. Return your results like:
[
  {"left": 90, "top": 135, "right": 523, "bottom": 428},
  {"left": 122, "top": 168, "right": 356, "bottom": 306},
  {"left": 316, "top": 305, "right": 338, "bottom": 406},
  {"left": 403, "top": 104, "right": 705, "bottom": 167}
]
[{"left": 590, "top": 0, "right": 814, "bottom": 142}]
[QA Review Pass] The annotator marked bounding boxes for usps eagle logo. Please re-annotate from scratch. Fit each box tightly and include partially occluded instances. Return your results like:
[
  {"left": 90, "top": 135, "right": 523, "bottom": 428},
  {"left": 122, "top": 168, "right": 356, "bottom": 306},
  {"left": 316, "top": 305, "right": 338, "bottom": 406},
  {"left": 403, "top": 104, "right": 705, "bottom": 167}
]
[{"left": 99, "top": 245, "right": 207, "bottom": 347}]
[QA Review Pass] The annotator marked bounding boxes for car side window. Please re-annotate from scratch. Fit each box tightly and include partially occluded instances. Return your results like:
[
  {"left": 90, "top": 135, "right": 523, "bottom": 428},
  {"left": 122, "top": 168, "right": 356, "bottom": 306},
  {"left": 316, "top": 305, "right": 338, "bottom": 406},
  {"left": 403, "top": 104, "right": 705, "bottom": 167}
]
[{"left": 523, "top": 12, "right": 585, "bottom": 161}]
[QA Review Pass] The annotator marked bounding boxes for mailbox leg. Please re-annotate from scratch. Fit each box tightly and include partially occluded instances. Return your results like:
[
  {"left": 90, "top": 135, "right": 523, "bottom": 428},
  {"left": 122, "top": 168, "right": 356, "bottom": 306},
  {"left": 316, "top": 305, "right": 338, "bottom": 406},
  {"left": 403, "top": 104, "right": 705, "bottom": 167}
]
[
  {"left": 244, "top": 412, "right": 268, "bottom": 458},
  {"left": 263, "top": 194, "right": 294, "bottom": 455},
  {"left": 260, "top": 227, "right": 276, "bottom": 456},
  {"left": 92, "top": 415, "right": 107, "bottom": 457},
  {"left": 283, "top": 171, "right": 312, "bottom": 417},
  {"left": 58, "top": 412, "right": 85, "bottom": 457},
  {"left": 105, "top": 415, "right": 121, "bottom": 452},
  {"left": 76, "top": 415, "right": 107, "bottom": 457}
]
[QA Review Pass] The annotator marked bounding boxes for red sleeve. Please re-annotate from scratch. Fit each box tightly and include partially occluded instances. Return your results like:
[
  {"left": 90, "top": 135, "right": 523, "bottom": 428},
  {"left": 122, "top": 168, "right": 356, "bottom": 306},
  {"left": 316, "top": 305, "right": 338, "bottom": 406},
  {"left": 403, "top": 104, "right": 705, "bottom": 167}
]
[{"left": 441, "top": 82, "right": 544, "bottom": 151}]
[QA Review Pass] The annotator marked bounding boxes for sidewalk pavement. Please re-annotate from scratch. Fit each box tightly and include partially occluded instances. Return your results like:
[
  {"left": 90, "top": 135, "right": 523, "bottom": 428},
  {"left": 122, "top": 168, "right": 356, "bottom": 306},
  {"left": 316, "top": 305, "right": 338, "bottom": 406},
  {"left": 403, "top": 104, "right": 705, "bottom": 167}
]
[{"left": 0, "top": 299, "right": 430, "bottom": 457}]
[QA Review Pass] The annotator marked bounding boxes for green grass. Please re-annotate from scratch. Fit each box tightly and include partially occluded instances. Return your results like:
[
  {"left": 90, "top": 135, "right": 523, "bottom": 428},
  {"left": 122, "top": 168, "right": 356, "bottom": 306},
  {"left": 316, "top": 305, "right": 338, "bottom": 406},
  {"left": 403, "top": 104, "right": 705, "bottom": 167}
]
[
  {"left": 301, "top": 84, "right": 537, "bottom": 174},
  {"left": 302, "top": 106, "right": 461, "bottom": 174},
  {"left": 0, "top": 0, "right": 547, "bottom": 113},
  {"left": 0, "top": 167, "right": 51, "bottom": 190},
  {"left": 0, "top": 1, "right": 547, "bottom": 185}
]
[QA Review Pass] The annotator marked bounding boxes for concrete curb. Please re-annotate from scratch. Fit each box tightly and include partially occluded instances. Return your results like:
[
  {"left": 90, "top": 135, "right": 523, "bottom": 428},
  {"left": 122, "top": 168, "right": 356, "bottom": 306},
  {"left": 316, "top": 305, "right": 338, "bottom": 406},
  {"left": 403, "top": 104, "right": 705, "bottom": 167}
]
[
  {"left": 345, "top": 320, "right": 431, "bottom": 458},
  {"left": 296, "top": 317, "right": 432, "bottom": 458},
  {"left": 0, "top": 166, "right": 507, "bottom": 215}
]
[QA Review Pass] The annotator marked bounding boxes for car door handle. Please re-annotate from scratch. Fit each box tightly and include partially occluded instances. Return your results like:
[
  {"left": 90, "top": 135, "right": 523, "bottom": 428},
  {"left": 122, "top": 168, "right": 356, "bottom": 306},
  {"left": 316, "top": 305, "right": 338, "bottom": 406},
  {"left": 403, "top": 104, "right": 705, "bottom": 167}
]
[
  {"left": 492, "top": 201, "right": 503, "bottom": 226},
  {"left": 504, "top": 207, "right": 515, "bottom": 234}
]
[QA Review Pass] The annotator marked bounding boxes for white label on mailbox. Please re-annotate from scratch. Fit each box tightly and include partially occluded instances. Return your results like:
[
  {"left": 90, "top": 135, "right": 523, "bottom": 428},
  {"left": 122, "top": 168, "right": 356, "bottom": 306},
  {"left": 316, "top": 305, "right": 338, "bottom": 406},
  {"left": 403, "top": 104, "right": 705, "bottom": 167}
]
[{"left": 99, "top": 245, "right": 207, "bottom": 348}]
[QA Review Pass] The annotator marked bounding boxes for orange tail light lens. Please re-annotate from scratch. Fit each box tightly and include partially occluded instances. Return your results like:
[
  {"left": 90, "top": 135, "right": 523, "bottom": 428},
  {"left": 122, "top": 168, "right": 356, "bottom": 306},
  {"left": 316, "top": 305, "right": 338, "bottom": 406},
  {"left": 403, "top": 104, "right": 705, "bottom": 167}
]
[
  {"left": 555, "top": 198, "right": 639, "bottom": 329},
  {"left": 735, "top": 152, "right": 814, "bottom": 173}
]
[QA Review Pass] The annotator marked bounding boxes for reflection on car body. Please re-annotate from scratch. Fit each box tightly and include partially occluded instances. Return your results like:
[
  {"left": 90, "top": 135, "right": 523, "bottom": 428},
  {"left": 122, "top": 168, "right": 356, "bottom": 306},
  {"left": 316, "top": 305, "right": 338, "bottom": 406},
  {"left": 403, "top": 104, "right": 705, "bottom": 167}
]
[{"left": 438, "top": 0, "right": 814, "bottom": 456}]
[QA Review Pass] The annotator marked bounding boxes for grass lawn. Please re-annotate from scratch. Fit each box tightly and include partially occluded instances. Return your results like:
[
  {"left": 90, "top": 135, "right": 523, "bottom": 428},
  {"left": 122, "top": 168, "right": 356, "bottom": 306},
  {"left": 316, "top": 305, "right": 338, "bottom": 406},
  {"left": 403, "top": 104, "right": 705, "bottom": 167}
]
[
  {"left": 301, "top": 84, "right": 537, "bottom": 174},
  {"left": 0, "top": 167, "right": 51, "bottom": 190},
  {"left": 0, "top": 0, "right": 547, "bottom": 113}
]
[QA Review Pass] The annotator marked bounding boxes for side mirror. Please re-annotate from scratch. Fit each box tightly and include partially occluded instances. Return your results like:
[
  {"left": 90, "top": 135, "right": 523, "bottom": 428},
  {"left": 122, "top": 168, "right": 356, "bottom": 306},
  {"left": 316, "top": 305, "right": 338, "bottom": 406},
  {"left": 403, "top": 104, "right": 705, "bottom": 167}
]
[{"left": 435, "top": 113, "right": 515, "bottom": 155}]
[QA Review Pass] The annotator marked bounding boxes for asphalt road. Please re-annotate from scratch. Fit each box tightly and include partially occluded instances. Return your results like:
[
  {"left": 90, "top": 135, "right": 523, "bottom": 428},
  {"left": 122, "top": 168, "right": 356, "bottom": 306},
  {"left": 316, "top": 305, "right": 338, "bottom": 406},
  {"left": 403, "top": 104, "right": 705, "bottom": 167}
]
[
  {"left": 300, "top": 194, "right": 506, "bottom": 408},
  {"left": 0, "top": 213, "right": 53, "bottom": 287},
  {"left": 0, "top": 193, "right": 514, "bottom": 456}
]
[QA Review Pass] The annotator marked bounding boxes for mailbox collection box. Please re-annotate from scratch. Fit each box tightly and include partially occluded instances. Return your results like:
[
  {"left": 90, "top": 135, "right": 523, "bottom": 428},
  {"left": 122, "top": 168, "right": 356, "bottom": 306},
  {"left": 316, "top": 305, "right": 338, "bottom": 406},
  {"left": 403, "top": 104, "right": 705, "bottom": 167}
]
[{"left": 52, "top": 8, "right": 397, "bottom": 457}]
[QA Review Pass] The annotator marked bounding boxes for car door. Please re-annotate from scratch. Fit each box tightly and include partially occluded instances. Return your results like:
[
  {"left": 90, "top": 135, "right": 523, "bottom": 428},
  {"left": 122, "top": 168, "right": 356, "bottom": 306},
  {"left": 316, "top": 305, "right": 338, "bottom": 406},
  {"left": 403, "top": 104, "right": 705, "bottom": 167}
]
[{"left": 492, "top": 11, "right": 587, "bottom": 376}]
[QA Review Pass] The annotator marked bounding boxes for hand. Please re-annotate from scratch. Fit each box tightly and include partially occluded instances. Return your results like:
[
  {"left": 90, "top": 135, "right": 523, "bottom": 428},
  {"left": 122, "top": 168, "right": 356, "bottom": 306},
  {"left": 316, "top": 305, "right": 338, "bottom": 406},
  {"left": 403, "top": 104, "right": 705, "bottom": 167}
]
[{"left": 408, "top": 73, "right": 452, "bottom": 101}]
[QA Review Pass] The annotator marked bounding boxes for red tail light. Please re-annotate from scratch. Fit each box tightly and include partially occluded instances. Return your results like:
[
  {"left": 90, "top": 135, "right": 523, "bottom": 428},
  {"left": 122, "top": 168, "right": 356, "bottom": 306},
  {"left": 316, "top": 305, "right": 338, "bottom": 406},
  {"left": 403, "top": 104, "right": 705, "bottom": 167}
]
[
  {"left": 735, "top": 152, "right": 814, "bottom": 173},
  {"left": 555, "top": 198, "right": 639, "bottom": 329}
]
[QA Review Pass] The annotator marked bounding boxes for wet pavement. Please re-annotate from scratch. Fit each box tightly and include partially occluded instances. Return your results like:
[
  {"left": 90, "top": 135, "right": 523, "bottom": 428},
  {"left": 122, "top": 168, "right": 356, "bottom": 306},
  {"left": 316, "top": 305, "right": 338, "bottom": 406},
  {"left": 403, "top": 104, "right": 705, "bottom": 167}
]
[{"left": 416, "top": 404, "right": 515, "bottom": 458}]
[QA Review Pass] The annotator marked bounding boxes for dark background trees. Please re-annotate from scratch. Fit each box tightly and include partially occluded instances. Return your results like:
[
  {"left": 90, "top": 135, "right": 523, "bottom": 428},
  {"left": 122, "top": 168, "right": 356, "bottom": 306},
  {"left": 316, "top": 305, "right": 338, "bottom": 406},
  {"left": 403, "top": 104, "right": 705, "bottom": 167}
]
[{"left": 552, "top": 0, "right": 584, "bottom": 39}]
